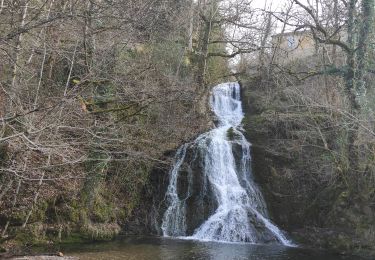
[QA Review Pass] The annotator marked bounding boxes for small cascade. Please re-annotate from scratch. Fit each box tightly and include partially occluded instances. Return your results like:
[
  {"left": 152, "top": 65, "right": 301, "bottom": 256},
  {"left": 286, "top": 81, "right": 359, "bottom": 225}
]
[{"left": 161, "top": 82, "right": 293, "bottom": 246}]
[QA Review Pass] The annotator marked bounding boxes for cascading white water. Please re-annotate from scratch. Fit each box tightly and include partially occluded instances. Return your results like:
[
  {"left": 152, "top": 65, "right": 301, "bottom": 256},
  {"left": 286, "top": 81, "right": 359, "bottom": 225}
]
[{"left": 161, "top": 82, "right": 293, "bottom": 246}]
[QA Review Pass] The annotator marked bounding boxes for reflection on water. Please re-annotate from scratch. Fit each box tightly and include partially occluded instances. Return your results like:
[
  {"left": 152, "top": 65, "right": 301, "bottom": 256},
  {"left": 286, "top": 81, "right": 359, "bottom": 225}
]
[{"left": 53, "top": 236, "right": 362, "bottom": 260}]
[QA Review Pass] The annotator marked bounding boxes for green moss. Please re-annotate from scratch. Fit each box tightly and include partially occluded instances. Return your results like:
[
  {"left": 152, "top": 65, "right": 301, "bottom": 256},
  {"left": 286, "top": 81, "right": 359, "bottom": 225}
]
[
  {"left": 9, "top": 201, "right": 49, "bottom": 226},
  {"left": 13, "top": 223, "right": 46, "bottom": 245},
  {"left": 227, "top": 127, "right": 235, "bottom": 140},
  {"left": 337, "top": 191, "right": 350, "bottom": 203},
  {"left": 59, "top": 232, "right": 87, "bottom": 244},
  {"left": 33, "top": 201, "right": 49, "bottom": 223},
  {"left": 79, "top": 223, "right": 121, "bottom": 241},
  {"left": 91, "top": 196, "right": 116, "bottom": 223},
  {"left": 249, "top": 115, "right": 266, "bottom": 127},
  {"left": 227, "top": 127, "right": 243, "bottom": 141},
  {"left": 4, "top": 153, "right": 155, "bottom": 248},
  {"left": 66, "top": 200, "right": 82, "bottom": 223}
]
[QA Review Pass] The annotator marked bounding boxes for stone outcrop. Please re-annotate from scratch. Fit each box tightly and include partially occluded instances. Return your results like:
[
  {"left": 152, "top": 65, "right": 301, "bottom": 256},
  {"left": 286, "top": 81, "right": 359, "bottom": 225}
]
[{"left": 239, "top": 78, "right": 375, "bottom": 258}]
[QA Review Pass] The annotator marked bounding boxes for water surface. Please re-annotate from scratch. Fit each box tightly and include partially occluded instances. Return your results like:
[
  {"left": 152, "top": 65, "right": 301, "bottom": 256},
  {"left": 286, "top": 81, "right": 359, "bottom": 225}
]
[{"left": 57, "top": 236, "right": 362, "bottom": 260}]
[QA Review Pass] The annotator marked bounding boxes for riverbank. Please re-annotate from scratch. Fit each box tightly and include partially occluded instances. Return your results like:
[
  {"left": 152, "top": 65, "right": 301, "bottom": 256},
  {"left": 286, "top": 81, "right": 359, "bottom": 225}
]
[
  {"left": 9, "top": 257, "right": 77, "bottom": 260},
  {"left": 2, "top": 252, "right": 77, "bottom": 260}
]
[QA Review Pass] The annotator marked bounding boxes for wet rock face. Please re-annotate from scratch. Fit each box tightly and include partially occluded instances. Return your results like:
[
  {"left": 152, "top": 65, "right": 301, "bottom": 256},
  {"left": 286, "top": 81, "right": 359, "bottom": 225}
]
[
  {"left": 160, "top": 83, "right": 292, "bottom": 245},
  {"left": 124, "top": 142, "right": 219, "bottom": 237},
  {"left": 176, "top": 144, "right": 218, "bottom": 235},
  {"left": 231, "top": 139, "right": 251, "bottom": 188},
  {"left": 245, "top": 211, "right": 279, "bottom": 244},
  {"left": 239, "top": 80, "right": 321, "bottom": 229}
]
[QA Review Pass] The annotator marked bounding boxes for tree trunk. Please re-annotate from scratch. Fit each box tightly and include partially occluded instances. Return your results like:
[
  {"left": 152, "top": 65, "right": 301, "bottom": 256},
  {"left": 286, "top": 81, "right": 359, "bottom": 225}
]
[
  {"left": 197, "top": 19, "right": 211, "bottom": 89},
  {"left": 345, "top": 0, "right": 374, "bottom": 172},
  {"left": 11, "top": 1, "right": 28, "bottom": 91},
  {"left": 345, "top": 0, "right": 359, "bottom": 172},
  {"left": 83, "top": 0, "right": 94, "bottom": 73},
  {"left": 332, "top": 0, "right": 338, "bottom": 62},
  {"left": 188, "top": 0, "right": 195, "bottom": 52},
  {"left": 355, "top": 0, "right": 374, "bottom": 95},
  {"left": 2, "top": 179, "right": 21, "bottom": 237},
  {"left": 259, "top": 11, "right": 272, "bottom": 77}
]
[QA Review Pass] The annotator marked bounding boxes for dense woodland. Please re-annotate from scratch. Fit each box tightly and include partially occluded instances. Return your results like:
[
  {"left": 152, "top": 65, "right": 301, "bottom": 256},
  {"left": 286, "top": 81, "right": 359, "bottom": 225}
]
[{"left": 0, "top": 0, "right": 374, "bottom": 258}]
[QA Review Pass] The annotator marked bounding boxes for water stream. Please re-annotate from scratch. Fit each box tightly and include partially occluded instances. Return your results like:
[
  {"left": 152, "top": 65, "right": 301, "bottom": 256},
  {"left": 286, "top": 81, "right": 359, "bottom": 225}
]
[{"left": 161, "top": 82, "right": 293, "bottom": 246}]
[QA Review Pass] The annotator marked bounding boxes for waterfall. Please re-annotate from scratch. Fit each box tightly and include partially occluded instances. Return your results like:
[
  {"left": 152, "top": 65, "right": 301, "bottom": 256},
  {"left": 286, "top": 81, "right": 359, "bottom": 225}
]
[{"left": 161, "top": 82, "right": 293, "bottom": 246}]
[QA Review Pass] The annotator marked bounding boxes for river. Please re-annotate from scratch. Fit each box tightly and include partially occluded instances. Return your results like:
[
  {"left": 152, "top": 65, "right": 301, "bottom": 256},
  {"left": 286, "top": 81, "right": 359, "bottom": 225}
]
[{"left": 55, "top": 236, "right": 361, "bottom": 260}]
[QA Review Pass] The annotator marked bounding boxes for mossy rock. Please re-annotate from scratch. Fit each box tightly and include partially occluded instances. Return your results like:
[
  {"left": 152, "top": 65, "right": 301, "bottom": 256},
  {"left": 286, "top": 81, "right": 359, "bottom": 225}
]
[
  {"left": 91, "top": 196, "right": 116, "bottom": 223},
  {"left": 330, "top": 233, "right": 353, "bottom": 251},
  {"left": 9, "top": 201, "right": 49, "bottom": 226},
  {"left": 66, "top": 200, "right": 82, "bottom": 224},
  {"left": 227, "top": 127, "right": 242, "bottom": 141},
  {"left": 79, "top": 222, "right": 121, "bottom": 241},
  {"left": 59, "top": 232, "right": 87, "bottom": 244},
  {"left": 12, "top": 223, "right": 47, "bottom": 245}
]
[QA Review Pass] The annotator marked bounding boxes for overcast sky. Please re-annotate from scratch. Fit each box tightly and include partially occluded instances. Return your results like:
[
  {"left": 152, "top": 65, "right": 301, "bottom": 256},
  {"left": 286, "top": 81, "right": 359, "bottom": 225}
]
[{"left": 251, "top": 0, "right": 288, "bottom": 11}]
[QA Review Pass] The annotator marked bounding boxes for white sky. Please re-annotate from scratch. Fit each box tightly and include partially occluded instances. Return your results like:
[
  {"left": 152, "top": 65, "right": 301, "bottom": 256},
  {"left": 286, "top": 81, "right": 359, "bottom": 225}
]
[{"left": 251, "top": 0, "right": 289, "bottom": 11}]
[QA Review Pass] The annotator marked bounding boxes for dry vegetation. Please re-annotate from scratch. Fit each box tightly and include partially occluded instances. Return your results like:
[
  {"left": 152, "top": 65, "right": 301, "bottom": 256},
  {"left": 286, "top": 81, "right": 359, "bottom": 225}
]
[
  {"left": 1, "top": 0, "right": 375, "bottom": 257},
  {"left": 0, "top": 0, "right": 212, "bottom": 248},
  {"left": 238, "top": 0, "right": 375, "bottom": 256}
]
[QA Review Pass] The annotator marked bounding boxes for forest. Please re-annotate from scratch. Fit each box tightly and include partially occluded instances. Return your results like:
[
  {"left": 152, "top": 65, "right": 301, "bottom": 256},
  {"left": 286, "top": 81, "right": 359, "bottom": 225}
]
[{"left": 0, "top": 0, "right": 374, "bottom": 259}]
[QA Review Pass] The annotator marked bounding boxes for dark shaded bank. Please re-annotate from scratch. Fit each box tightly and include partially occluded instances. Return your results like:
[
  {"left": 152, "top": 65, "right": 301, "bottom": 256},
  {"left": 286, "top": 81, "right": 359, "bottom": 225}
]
[
  {"left": 0, "top": 149, "right": 178, "bottom": 256},
  {"left": 0, "top": 120, "right": 209, "bottom": 256},
  {"left": 121, "top": 158, "right": 171, "bottom": 236},
  {"left": 238, "top": 78, "right": 375, "bottom": 258}
]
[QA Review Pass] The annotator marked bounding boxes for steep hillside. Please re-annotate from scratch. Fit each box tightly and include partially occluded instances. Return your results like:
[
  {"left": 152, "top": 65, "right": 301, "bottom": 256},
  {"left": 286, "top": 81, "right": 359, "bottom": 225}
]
[{"left": 240, "top": 75, "right": 375, "bottom": 257}]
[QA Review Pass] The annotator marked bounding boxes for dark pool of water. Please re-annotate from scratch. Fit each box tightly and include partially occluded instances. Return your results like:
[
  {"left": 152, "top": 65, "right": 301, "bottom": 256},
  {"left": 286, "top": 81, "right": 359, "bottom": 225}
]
[{"left": 45, "top": 236, "right": 364, "bottom": 260}]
